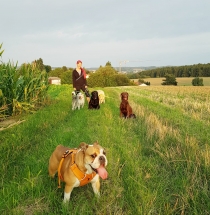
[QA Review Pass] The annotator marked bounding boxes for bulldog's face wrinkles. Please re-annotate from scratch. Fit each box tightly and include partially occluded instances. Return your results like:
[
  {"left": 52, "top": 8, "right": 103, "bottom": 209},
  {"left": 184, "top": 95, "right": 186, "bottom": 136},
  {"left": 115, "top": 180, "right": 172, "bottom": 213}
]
[{"left": 84, "top": 145, "right": 107, "bottom": 169}]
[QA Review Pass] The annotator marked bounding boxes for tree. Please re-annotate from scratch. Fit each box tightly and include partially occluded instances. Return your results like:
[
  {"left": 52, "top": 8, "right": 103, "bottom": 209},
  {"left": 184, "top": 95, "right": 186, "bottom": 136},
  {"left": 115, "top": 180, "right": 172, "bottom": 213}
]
[
  {"left": 161, "top": 74, "right": 177, "bottom": 85},
  {"left": 62, "top": 66, "right": 68, "bottom": 72},
  {"left": 87, "top": 62, "right": 133, "bottom": 87},
  {"left": 48, "top": 68, "right": 63, "bottom": 77},
  {"left": 44, "top": 65, "right": 52, "bottom": 73},
  {"left": 105, "top": 61, "right": 112, "bottom": 67},
  {"left": 115, "top": 74, "right": 131, "bottom": 86},
  {"left": 61, "top": 70, "right": 73, "bottom": 84},
  {"left": 192, "top": 77, "right": 204, "bottom": 86},
  {"left": 34, "top": 58, "right": 45, "bottom": 71}
]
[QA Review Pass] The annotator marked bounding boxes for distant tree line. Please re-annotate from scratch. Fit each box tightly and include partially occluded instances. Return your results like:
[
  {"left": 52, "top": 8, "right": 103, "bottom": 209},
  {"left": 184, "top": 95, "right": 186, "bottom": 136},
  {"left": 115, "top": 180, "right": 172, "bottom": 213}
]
[
  {"left": 48, "top": 61, "right": 134, "bottom": 87},
  {"left": 139, "top": 63, "right": 210, "bottom": 78}
]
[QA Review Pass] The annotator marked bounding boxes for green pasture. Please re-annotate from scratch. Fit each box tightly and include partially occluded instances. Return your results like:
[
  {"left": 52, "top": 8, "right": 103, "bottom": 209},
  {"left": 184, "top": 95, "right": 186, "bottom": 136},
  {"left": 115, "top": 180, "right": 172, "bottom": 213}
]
[{"left": 0, "top": 85, "right": 210, "bottom": 215}]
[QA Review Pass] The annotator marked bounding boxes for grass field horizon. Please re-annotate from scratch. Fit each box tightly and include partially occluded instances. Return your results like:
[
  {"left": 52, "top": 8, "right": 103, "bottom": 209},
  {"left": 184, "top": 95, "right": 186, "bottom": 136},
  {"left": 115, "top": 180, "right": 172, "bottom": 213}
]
[
  {"left": 133, "top": 77, "right": 210, "bottom": 86},
  {"left": 0, "top": 85, "right": 210, "bottom": 214}
]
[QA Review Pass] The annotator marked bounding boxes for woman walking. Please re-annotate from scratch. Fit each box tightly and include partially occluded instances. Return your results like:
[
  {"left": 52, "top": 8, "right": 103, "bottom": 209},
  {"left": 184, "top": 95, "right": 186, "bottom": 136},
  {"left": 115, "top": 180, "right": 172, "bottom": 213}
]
[{"left": 72, "top": 60, "right": 90, "bottom": 103}]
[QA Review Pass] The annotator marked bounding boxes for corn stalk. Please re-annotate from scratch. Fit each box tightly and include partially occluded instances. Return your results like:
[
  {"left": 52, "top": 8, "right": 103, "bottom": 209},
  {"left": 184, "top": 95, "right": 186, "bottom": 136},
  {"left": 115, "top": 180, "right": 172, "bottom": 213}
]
[{"left": 0, "top": 57, "right": 49, "bottom": 118}]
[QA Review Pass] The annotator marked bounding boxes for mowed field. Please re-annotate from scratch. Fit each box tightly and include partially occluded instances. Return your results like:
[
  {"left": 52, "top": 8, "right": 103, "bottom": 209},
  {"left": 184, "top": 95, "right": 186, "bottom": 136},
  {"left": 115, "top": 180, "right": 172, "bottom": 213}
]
[
  {"left": 0, "top": 85, "right": 210, "bottom": 214},
  {"left": 136, "top": 77, "right": 210, "bottom": 86}
]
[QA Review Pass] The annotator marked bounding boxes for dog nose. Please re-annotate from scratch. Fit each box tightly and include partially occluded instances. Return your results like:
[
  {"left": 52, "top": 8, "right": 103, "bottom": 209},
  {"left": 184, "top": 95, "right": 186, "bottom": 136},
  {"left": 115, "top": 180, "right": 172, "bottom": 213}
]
[{"left": 99, "top": 156, "right": 105, "bottom": 164}]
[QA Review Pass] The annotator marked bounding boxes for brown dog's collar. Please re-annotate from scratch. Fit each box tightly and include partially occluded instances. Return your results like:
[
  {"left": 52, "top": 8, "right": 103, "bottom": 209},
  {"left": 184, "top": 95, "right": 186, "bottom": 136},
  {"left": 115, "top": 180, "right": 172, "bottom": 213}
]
[{"left": 58, "top": 149, "right": 96, "bottom": 188}]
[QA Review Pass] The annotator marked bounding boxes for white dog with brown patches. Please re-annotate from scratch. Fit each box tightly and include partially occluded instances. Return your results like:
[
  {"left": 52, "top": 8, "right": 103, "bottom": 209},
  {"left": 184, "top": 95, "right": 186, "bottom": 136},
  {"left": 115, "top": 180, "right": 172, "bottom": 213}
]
[{"left": 48, "top": 142, "right": 108, "bottom": 202}]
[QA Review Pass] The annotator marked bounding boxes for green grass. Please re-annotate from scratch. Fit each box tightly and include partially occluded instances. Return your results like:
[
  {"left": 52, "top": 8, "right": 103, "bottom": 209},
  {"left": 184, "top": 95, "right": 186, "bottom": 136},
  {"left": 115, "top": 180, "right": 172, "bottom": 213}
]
[{"left": 0, "top": 85, "right": 210, "bottom": 214}]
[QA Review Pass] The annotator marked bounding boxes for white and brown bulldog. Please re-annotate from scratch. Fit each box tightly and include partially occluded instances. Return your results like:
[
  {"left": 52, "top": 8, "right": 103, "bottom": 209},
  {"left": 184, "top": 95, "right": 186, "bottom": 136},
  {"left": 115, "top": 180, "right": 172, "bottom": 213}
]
[{"left": 48, "top": 142, "right": 108, "bottom": 202}]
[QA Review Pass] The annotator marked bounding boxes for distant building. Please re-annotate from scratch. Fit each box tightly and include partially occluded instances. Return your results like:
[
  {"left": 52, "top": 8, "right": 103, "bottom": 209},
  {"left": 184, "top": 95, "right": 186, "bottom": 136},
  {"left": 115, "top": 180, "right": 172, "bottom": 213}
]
[
  {"left": 133, "top": 68, "right": 145, "bottom": 73},
  {"left": 48, "top": 77, "right": 61, "bottom": 85}
]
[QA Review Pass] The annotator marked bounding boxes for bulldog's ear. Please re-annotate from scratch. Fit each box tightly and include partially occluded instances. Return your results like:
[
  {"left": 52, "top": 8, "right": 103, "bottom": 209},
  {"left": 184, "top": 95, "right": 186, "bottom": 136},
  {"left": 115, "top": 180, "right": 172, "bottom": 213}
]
[
  {"left": 93, "top": 141, "right": 99, "bottom": 146},
  {"left": 79, "top": 142, "right": 88, "bottom": 151}
]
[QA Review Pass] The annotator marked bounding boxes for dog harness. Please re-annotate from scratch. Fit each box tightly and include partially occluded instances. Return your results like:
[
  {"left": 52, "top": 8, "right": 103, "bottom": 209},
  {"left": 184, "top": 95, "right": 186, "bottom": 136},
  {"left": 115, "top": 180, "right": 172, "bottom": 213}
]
[{"left": 57, "top": 149, "right": 96, "bottom": 188}]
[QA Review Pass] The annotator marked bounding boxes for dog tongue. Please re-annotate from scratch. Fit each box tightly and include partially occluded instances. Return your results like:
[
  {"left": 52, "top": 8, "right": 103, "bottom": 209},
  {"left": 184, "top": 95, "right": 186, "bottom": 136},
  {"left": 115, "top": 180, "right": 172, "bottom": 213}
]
[{"left": 97, "top": 165, "right": 108, "bottom": 179}]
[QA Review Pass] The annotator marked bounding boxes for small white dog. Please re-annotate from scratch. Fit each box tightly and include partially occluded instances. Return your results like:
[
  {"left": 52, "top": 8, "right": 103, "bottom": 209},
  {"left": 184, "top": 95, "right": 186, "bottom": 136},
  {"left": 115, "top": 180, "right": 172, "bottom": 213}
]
[
  {"left": 97, "top": 90, "right": 105, "bottom": 104},
  {"left": 72, "top": 91, "right": 85, "bottom": 110},
  {"left": 76, "top": 92, "right": 85, "bottom": 110}
]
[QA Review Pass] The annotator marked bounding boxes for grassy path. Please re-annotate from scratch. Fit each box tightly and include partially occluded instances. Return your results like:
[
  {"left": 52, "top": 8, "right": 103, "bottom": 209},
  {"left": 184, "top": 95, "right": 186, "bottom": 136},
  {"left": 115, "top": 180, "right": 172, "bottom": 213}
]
[{"left": 0, "top": 85, "right": 210, "bottom": 214}]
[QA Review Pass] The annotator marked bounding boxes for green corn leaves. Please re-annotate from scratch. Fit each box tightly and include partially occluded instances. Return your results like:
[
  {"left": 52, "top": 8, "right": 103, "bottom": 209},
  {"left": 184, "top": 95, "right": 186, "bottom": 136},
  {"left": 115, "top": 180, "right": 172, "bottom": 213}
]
[
  {"left": 0, "top": 56, "right": 49, "bottom": 118},
  {"left": 0, "top": 43, "right": 4, "bottom": 57}
]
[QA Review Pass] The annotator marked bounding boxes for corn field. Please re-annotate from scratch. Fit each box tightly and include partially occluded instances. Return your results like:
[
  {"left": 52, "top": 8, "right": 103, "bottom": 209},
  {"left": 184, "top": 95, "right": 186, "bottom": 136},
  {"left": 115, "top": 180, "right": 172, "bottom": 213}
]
[{"left": 0, "top": 45, "right": 49, "bottom": 118}]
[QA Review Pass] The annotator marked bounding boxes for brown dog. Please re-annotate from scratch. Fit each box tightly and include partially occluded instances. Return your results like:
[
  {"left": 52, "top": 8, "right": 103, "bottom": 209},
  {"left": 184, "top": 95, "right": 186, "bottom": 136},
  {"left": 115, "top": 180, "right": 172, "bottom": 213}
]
[
  {"left": 48, "top": 142, "right": 108, "bottom": 202},
  {"left": 121, "top": 92, "right": 129, "bottom": 101},
  {"left": 120, "top": 92, "right": 136, "bottom": 118}
]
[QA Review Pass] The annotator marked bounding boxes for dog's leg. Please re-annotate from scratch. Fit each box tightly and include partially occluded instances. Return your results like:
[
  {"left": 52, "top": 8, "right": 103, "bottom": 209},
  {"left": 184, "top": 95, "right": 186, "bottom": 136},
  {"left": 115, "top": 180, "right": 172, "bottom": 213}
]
[
  {"left": 63, "top": 185, "right": 74, "bottom": 203},
  {"left": 91, "top": 176, "right": 100, "bottom": 197},
  {"left": 72, "top": 101, "right": 76, "bottom": 110}
]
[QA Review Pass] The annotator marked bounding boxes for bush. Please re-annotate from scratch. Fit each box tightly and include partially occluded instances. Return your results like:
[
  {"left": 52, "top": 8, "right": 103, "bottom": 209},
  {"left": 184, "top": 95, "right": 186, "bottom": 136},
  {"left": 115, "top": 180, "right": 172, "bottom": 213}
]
[
  {"left": 192, "top": 77, "right": 204, "bottom": 86},
  {"left": 161, "top": 74, "right": 177, "bottom": 85},
  {"left": 138, "top": 78, "right": 150, "bottom": 86}
]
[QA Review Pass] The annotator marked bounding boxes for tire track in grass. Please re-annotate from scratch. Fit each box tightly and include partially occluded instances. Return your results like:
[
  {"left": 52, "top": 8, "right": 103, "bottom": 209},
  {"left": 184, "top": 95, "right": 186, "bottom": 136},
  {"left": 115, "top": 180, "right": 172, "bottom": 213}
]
[{"left": 101, "top": 87, "right": 159, "bottom": 214}]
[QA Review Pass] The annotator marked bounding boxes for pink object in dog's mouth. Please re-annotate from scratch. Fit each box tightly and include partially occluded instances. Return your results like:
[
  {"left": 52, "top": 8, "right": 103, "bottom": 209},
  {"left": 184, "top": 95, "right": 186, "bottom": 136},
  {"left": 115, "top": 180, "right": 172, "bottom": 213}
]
[{"left": 97, "top": 165, "right": 108, "bottom": 179}]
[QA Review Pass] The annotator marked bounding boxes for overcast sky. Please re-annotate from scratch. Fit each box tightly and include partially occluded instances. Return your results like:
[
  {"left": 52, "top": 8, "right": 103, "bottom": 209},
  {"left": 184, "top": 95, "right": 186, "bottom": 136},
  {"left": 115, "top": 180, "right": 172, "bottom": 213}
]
[{"left": 1, "top": 0, "right": 210, "bottom": 68}]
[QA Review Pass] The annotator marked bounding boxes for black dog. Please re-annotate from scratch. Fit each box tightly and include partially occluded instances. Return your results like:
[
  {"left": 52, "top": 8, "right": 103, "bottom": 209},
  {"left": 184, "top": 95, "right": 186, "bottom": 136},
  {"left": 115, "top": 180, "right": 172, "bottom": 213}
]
[{"left": 88, "top": 91, "right": 100, "bottom": 109}]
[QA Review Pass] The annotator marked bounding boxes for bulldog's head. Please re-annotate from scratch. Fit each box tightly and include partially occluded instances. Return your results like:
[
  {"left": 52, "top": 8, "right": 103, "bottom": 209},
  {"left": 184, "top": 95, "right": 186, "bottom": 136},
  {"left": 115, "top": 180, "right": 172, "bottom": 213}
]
[
  {"left": 79, "top": 142, "right": 108, "bottom": 180},
  {"left": 121, "top": 92, "right": 129, "bottom": 101}
]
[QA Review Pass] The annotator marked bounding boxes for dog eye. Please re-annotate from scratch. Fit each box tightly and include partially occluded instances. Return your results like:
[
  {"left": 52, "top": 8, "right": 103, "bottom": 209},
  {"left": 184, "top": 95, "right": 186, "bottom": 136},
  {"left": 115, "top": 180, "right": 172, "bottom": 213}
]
[
  {"left": 91, "top": 153, "right": 97, "bottom": 158},
  {"left": 103, "top": 151, "right": 106, "bottom": 155}
]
